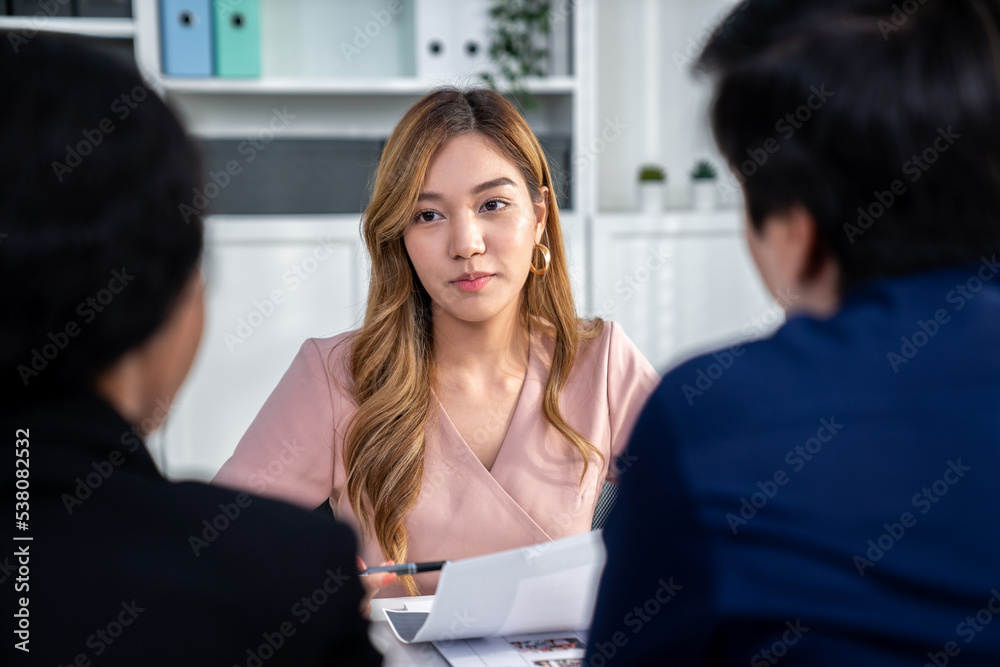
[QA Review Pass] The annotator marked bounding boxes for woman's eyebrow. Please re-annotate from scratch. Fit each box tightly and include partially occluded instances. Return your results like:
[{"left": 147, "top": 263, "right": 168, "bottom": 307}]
[
  {"left": 471, "top": 176, "right": 517, "bottom": 195},
  {"left": 417, "top": 177, "right": 517, "bottom": 202}
]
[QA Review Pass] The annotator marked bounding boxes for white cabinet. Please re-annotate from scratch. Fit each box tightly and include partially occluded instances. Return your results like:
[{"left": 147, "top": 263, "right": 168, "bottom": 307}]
[
  {"left": 151, "top": 216, "right": 369, "bottom": 478},
  {"left": 590, "top": 212, "right": 778, "bottom": 374}
]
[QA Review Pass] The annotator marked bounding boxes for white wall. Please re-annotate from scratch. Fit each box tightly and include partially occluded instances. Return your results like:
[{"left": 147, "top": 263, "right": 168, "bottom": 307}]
[{"left": 595, "top": 0, "right": 741, "bottom": 212}]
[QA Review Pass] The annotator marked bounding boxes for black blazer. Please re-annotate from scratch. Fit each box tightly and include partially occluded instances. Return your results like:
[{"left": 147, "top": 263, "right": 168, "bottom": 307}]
[{"left": 2, "top": 393, "right": 381, "bottom": 666}]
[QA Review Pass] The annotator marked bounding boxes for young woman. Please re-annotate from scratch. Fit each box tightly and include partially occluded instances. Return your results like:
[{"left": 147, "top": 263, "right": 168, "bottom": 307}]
[{"left": 214, "top": 87, "right": 659, "bottom": 597}]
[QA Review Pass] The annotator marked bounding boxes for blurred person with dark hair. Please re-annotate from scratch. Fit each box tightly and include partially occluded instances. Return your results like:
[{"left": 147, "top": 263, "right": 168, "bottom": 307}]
[
  {"left": 0, "top": 33, "right": 380, "bottom": 665},
  {"left": 588, "top": 0, "right": 1000, "bottom": 664}
]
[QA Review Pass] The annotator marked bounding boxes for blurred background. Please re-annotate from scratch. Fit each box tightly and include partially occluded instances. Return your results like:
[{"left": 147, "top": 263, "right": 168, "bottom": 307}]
[{"left": 0, "top": 0, "right": 776, "bottom": 480}]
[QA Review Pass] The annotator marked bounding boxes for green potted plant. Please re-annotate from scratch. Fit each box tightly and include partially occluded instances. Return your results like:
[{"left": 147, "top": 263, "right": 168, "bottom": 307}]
[
  {"left": 689, "top": 159, "right": 718, "bottom": 211},
  {"left": 637, "top": 164, "right": 666, "bottom": 213},
  {"left": 481, "top": 0, "right": 551, "bottom": 109}
]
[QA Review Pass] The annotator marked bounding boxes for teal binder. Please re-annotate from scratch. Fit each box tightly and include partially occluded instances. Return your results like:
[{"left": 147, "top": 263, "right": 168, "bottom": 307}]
[{"left": 212, "top": 0, "right": 260, "bottom": 78}]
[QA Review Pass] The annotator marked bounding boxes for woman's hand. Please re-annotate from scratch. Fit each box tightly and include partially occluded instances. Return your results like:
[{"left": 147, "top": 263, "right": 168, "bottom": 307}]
[{"left": 357, "top": 556, "right": 397, "bottom": 619}]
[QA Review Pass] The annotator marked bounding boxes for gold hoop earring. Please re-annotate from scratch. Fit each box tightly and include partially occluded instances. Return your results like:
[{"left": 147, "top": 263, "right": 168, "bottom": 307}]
[{"left": 530, "top": 243, "right": 551, "bottom": 275}]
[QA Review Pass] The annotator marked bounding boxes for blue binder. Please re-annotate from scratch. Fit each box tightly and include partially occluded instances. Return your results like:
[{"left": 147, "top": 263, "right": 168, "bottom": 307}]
[
  {"left": 160, "top": 0, "right": 213, "bottom": 77},
  {"left": 213, "top": 0, "right": 261, "bottom": 78}
]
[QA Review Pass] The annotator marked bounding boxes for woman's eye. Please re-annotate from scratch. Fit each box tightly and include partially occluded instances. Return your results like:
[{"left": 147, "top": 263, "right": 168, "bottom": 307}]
[
  {"left": 414, "top": 210, "right": 442, "bottom": 223},
  {"left": 482, "top": 199, "right": 508, "bottom": 212}
]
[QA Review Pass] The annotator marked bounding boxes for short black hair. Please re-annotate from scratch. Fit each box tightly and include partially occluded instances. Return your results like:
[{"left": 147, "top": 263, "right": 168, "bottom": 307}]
[
  {"left": 0, "top": 32, "right": 204, "bottom": 403},
  {"left": 697, "top": 0, "right": 1000, "bottom": 292}
]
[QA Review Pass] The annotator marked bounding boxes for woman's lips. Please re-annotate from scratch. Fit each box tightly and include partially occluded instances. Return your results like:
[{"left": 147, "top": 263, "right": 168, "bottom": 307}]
[{"left": 452, "top": 275, "right": 494, "bottom": 292}]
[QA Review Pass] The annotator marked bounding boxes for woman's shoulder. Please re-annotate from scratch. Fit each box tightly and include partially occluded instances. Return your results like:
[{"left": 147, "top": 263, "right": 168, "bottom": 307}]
[
  {"left": 293, "top": 330, "right": 359, "bottom": 392},
  {"left": 530, "top": 316, "right": 610, "bottom": 343},
  {"left": 575, "top": 319, "right": 658, "bottom": 383},
  {"left": 576, "top": 319, "right": 634, "bottom": 357},
  {"left": 531, "top": 318, "right": 644, "bottom": 370},
  {"left": 305, "top": 329, "right": 358, "bottom": 358}
]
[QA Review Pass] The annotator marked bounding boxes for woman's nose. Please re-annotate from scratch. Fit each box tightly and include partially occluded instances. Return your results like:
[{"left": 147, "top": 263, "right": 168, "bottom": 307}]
[{"left": 449, "top": 211, "right": 486, "bottom": 259}]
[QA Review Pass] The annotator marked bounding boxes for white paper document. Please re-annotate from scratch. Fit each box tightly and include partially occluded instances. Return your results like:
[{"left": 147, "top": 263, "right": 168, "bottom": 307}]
[
  {"left": 383, "top": 530, "right": 607, "bottom": 645},
  {"left": 434, "top": 630, "right": 589, "bottom": 667}
]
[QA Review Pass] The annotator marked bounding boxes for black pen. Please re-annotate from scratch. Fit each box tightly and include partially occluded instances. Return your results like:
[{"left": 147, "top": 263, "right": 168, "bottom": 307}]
[{"left": 359, "top": 561, "right": 448, "bottom": 576}]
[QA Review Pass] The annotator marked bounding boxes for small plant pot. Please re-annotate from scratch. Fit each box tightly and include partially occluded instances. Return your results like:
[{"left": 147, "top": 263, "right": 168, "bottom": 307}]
[
  {"left": 690, "top": 180, "right": 716, "bottom": 211},
  {"left": 638, "top": 182, "right": 665, "bottom": 212}
]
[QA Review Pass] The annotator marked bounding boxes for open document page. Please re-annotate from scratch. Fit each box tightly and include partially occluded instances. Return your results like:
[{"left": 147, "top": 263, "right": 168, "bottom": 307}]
[
  {"left": 383, "top": 530, "right": 606, "bottom": 644},
  {"left": 434, "top": 631, "right": 588, "bottom": 667}
]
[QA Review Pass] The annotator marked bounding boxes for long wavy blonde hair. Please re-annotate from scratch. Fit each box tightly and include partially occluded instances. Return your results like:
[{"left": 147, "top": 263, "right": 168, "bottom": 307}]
[{"left": 341, "top": 88, "right": 602, "bottom": 594}]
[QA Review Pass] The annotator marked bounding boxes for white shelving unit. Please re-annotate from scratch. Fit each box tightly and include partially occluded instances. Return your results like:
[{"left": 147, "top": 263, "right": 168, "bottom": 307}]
[
  {"left": 150, "top": 74, "right": 577, "bottom": 96},
  {"left": 0, "top": 15, "right": 135, "bottom": 38}
]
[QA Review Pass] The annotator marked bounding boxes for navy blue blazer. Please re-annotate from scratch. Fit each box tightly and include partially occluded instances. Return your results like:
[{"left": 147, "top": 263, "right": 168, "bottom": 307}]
[
  {"left": 1, "top": 393, "right": 381, "bottom": 666},
  {"left": 587, "top": 264, "right": 1000, "bottom": 666}
]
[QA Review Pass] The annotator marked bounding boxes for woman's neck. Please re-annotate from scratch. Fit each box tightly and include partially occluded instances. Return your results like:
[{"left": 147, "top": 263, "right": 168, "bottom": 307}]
[{"left": 431, "top": 305, "right": 530, "bottom": 380}]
